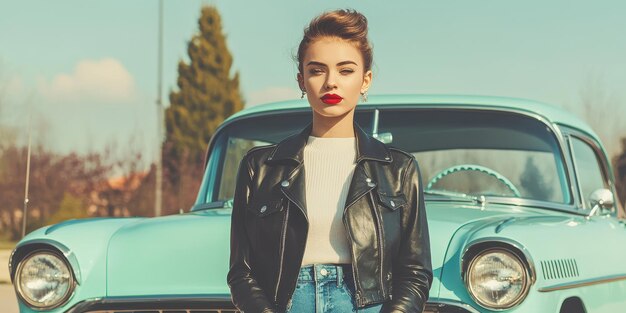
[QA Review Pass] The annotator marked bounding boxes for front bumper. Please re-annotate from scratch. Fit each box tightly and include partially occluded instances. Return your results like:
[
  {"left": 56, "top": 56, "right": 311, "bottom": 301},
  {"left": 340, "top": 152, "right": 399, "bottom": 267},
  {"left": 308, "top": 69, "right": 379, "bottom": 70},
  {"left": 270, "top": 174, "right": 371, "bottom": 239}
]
[{"left": 58, "top": 296, "right": 478, "bottom": 313}]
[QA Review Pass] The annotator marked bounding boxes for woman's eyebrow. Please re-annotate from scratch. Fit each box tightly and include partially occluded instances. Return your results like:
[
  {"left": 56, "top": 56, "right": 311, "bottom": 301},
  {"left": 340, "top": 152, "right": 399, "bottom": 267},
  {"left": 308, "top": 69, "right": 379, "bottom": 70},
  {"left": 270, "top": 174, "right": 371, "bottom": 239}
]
[
  {"left": 306, "top": 60, "right": 358, "bottom": 67},
  {"left": 336, "top": 61, "right": 357, "bottom": 66}
]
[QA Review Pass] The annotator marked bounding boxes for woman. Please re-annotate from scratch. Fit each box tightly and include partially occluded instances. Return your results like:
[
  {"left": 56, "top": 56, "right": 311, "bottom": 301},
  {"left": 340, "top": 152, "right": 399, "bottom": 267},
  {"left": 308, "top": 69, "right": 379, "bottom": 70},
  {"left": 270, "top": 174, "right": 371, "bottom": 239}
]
[{"left": 227, "top": 9, "right": 432, "bottom": 313}]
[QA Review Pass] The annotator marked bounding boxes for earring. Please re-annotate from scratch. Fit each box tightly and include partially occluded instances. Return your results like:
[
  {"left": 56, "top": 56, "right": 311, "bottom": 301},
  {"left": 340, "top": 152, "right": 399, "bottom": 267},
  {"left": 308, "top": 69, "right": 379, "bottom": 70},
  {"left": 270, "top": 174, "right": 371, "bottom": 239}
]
[
  {"left": 301, "top": 90, "right": 306, "bottom": 99},
  {"left": 360, "top": 91, "right": 368, "bottom": 102}
]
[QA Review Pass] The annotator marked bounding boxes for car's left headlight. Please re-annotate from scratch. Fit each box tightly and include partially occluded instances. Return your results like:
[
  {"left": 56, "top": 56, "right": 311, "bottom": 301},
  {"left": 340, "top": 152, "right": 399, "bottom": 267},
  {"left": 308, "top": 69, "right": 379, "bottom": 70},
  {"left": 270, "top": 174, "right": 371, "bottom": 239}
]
[
  {"left": 15, "top": 250, "right": 75, "bottom": 309},
  {"left": 464, "top": 248, "right": 531, "bottom": 310}
]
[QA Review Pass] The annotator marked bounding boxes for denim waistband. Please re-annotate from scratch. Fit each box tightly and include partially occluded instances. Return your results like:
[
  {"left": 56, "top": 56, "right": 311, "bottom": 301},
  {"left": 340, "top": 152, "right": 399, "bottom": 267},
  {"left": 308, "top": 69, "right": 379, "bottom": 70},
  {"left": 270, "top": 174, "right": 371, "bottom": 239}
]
[{"left": 297, "top": 264, "right": 352, "bottom": 284}]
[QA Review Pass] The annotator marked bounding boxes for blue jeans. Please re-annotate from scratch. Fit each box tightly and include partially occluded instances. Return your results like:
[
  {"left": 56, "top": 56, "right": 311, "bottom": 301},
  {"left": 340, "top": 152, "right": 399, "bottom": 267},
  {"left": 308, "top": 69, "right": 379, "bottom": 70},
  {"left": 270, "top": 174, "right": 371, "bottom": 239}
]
[{"left": 285, "top": 264, "right": 384, "bottom": 313}]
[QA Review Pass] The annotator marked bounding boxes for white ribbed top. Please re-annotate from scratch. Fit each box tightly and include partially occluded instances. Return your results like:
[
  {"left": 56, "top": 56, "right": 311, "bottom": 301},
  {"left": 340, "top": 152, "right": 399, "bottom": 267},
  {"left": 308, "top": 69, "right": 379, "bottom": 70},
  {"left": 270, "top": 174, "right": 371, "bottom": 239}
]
[{"left": 301, "top": 135, "right": 357, "bottom": 266}]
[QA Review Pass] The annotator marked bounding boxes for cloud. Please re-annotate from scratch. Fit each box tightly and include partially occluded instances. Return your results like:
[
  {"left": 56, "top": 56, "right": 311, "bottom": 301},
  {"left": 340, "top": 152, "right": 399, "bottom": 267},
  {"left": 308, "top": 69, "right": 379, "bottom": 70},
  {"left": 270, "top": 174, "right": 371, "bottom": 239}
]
[
  {"left": 39, "top": 58, "right": 138, "bottom": 105},
  {"left": 246, "top": 86, "right": 301, "bottom": 107},
  {"left": 1, "top": 75, "right": 30, "bottom": 124},
  {"left": 5, "top": 76, "right": 24, "bottom": 95}
]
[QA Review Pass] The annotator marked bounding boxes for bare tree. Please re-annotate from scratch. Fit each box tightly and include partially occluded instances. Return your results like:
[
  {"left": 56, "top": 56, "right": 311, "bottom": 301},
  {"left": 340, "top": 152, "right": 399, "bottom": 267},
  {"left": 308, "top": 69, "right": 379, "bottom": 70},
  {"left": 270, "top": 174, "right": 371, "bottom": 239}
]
[
  {"left": 0, "top": 63, "right": 14, "bottom": 154},
  {"left": 576, "top": 74, "right": 626, "bottom": 158},
  {"left": 572, "top": 73, "right": 626, "bottom": 216}
]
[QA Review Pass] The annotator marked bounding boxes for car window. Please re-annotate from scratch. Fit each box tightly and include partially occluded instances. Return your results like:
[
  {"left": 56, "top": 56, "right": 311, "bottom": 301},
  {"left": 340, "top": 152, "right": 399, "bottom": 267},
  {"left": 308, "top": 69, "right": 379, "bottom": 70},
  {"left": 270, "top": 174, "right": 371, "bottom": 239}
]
[
  {"left": 378, "top": 109, "right": 570, "bottom": 204},
  {"left": 413, "top": 149, "right": 564, "bottom": 202},
  {"left": 217, "top": 137, "right": 270, "bottom": 201},
  {"left": 199, "top": 111, "right": 373, "bottom": 204},
  {"left": 199, "top": 108, "right": 571, "bottom": 206},
  {"left": 570, "top": 136, "right": 609, "bottom": 209}
]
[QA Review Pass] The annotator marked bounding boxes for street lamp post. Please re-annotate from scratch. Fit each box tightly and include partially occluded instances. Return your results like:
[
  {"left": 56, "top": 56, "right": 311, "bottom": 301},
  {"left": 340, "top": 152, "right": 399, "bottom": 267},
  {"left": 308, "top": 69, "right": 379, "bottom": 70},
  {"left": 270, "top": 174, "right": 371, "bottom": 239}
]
[
  {"left": 155, "top": 0, "right": 164, "bottom": 217},
  {"left": 22, "top": 109, "right": 32, "bottom": 238}
]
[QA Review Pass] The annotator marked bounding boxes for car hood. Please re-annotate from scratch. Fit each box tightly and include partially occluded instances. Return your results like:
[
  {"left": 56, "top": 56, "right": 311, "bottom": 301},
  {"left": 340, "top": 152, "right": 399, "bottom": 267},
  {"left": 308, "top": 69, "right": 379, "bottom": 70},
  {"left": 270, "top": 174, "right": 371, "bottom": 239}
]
[
  {"left": 107, "top": 206, "right": 464, "bottom": 297},
  {"left": 105, "top": 201, "right": 560, "bottom": 298},
  {"left": 423, "top": 201, "right": 570, "bottom": 296},
  {"left": 106, "top": 209, "right": 233, "bottom": 296}
]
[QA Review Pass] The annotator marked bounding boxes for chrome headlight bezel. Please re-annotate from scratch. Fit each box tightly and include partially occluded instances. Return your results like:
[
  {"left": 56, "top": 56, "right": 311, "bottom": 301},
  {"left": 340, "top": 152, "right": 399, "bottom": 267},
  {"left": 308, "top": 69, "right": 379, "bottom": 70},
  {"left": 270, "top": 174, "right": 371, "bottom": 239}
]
[
  {"left": 14, "top": 250, "right": 76, "bottom": 310},
  {"left": 462, "top": 242, "right": 534, "bottom": 311}
]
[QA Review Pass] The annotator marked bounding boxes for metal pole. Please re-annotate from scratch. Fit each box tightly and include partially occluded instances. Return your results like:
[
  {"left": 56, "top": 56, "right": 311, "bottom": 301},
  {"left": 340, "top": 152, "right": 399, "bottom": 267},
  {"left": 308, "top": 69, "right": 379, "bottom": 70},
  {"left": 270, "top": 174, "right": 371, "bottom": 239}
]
[
  {"left": 22, "top": 108, "right": 32, "bottom": 238},
  {"left": 155, "top": 0, "right": 164, "bottom": 217}
]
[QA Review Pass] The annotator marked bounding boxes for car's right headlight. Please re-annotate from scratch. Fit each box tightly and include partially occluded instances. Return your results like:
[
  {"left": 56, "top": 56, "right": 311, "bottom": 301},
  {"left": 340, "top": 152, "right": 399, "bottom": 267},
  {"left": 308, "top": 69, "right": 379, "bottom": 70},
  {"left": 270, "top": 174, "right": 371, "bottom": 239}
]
[
  {"left": 15, "top": 250, "right": 75, "bottom": 309},
  {"left": 464, "top": 248, "right": 531, "bottom": 310}
]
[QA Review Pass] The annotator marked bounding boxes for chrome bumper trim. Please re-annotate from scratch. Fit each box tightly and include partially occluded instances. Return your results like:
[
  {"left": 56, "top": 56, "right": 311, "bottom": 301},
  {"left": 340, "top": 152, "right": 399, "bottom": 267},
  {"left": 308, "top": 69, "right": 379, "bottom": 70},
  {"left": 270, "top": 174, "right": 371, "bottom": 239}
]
[
  {"left": 64, "top": 295, "right": 237, "bottom": 313},
  {"left": 538, "top": 273, "right": 626, "bottom": 292},
  {"left": 65, "top": 295, "right": 485, "bottom": 313},
  {"left": 425, "top": 298, "right": 480, "bottom": 313}
]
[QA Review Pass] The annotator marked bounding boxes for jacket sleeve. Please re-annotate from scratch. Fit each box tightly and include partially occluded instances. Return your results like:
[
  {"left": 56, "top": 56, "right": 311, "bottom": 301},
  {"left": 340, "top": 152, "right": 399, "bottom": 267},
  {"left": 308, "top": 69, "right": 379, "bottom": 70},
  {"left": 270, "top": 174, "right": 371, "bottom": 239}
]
[
  {"left": 227, "top": 154, "right": 277, "bottom": 313},
  {"left": 382, "top": 157, "right": 433, "bottom": 313}
]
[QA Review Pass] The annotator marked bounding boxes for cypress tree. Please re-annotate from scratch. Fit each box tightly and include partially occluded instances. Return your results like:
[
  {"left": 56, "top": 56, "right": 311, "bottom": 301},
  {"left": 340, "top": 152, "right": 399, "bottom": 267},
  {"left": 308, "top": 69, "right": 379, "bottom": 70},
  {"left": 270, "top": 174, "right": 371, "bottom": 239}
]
[
  {"left": 163, "top": 6, "right": 243, "bottom": 211},
  {"left": 166, "top": 5, "right": 243, "bottom": 164}
]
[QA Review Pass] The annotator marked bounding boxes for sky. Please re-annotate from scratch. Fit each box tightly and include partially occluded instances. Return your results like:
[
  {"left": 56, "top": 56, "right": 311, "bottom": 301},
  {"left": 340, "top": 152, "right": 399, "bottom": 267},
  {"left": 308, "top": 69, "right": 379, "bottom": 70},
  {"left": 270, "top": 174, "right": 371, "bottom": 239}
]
[{"left": 1, "top": 0, "right": 625, "bottom": 163}]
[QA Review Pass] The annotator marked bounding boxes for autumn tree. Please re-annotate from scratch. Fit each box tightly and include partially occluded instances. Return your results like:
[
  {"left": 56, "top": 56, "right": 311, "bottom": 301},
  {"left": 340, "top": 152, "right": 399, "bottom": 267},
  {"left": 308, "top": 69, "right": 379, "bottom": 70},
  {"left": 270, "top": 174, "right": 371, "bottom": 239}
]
[
  {"left": 163, "top": 5, "right": 244, "bottom": 213},
  {"left": 0, "top": 146, "right": 111, "bottom": 240},
  {"left": 98, "top": 138, "right": 148, "bottom": 217}
]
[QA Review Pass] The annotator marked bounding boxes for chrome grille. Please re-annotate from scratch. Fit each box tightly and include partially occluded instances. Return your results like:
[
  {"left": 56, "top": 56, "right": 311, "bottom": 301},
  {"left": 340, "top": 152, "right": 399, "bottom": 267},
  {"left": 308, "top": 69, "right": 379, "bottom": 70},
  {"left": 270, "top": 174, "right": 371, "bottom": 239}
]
[{"left": 540, "top": 258, "right": 579, "bottom": 280}]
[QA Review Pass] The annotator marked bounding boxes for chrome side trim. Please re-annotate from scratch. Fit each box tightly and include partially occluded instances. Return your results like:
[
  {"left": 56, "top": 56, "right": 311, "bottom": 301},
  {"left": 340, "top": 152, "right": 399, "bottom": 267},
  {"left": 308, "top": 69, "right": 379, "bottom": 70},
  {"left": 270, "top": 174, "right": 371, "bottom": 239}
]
[
  {"left": 538, "top": 274, "right": 626, "bottom": 292},
  {"left": 425, "top": 298, "right": 481, "bottom": 313}
]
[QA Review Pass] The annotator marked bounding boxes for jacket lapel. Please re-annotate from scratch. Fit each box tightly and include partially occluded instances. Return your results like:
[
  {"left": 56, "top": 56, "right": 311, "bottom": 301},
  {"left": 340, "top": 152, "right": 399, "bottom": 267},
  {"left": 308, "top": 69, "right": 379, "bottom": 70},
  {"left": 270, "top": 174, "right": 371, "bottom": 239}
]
[
  {"left": 343, "top": 164, "right": 377, "bottom": 214},
  {"left": 267, "top": 121, "right": 393, "bottom": 221},
  {"left": 279, "top": 163, "right": 307, "bottom": 221}
]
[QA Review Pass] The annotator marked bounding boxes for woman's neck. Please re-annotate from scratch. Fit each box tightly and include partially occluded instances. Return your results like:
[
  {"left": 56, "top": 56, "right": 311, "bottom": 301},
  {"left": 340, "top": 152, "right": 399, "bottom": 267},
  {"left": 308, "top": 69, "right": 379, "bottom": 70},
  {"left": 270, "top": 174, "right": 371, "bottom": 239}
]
[{"left": 310, "top": 110, "right": 355, "bottom": 138}]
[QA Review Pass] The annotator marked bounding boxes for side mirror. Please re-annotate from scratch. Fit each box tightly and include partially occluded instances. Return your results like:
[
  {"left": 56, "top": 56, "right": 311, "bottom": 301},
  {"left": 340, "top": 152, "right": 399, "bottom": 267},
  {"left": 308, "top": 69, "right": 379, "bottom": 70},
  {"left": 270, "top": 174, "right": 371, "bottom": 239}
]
[
  {"left": 370, "top": 109, "right": 393, "bottom": 144},
  {"left": 587, "top": 188, "right": 614, "bottom": 217},
  {"left": 373, "top": 132, "right": 393, "bottom": 144}
]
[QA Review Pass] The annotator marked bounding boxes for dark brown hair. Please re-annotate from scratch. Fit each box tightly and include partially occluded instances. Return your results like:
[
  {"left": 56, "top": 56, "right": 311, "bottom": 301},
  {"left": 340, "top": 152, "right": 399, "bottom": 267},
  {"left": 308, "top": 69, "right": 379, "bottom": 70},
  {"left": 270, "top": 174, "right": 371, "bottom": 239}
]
[{"left": 297, "top": 9, "right": 373, "bottom": 74}]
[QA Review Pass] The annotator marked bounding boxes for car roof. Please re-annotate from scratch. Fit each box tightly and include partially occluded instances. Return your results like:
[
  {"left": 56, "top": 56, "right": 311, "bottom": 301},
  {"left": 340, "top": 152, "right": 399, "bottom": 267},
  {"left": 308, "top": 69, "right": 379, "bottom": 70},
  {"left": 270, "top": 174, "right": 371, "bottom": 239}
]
[{"left": 225, "top": 94, "right": 599, "bottom": 141}]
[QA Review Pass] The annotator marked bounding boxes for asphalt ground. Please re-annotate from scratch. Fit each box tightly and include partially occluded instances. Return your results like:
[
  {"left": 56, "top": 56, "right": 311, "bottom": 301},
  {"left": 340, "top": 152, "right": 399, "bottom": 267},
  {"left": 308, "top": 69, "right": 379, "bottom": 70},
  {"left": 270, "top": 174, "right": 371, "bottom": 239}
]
[
  {"left": 0, "top": 284, "right": 19, "bottom": 313},
  {"left": 1, "top": 249, "right": 19, "bottom": 312}
]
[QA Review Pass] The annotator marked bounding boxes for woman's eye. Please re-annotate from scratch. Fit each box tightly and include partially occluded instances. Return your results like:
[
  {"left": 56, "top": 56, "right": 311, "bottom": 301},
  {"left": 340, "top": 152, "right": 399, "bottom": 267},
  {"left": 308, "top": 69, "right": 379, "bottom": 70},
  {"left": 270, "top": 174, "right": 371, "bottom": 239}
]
[
  {"left": 340, "top": 69, "right": 354, "bottom": 74},
  {"left": 309, "top": 68, "right": 324, "bottom": 75}
]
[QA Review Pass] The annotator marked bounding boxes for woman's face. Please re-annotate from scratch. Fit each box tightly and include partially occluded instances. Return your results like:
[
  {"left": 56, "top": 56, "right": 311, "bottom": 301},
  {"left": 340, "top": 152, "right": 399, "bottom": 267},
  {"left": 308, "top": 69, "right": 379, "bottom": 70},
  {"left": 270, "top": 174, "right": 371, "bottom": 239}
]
[{"left": 298, "top": 37, "right": 372, "bottom": 119}]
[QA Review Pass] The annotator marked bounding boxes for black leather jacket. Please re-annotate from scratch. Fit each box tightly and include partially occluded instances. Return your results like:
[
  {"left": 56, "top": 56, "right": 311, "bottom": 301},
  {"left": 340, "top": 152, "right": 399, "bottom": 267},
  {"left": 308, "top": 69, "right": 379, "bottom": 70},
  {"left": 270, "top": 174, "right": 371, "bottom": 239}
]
[{"left": 227, "top": 123, "right": 432, "bottom": 313}]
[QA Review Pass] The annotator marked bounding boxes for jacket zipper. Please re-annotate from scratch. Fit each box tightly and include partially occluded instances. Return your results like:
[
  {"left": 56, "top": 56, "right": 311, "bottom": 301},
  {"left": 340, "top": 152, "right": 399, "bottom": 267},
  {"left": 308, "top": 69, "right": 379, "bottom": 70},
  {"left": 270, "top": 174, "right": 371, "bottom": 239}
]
[
  {"left": 280, "top": 164, "right": 308, "bottom": 224},
  {"left": 342, "top": 216, "right": 362, "bottom": 306},
  {"left": 274, "top": 201, "right": 290, "bottom": 303},
  {"left": 280, "top": 181, "right": 308, "bottom": 307},
  {"left": 369, "top": 190, "right": 387, "bottom": 299}
]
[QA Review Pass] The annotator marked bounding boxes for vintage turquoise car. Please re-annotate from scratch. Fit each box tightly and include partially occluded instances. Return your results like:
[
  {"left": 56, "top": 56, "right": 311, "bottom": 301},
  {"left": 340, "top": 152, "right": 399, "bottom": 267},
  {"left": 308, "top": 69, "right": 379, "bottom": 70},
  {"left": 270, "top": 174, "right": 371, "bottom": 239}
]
[{"left": 9, "top": 95, "right": 626, "bottom": 312}]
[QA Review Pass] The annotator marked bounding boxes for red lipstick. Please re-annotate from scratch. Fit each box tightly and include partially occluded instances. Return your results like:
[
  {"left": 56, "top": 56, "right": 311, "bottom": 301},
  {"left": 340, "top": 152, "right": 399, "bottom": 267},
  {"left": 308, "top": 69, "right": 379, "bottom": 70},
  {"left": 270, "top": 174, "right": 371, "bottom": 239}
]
[{"left": 321, "top": 93, "right": 343, "bottom": 105}]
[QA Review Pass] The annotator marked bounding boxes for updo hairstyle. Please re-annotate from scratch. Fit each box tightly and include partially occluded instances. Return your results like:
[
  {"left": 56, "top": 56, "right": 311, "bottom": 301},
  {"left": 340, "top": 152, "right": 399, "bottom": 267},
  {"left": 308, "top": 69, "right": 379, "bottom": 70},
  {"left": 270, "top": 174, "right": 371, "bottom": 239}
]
[{"left": 296, "top": 9, "right": 373, "bottom": 75}]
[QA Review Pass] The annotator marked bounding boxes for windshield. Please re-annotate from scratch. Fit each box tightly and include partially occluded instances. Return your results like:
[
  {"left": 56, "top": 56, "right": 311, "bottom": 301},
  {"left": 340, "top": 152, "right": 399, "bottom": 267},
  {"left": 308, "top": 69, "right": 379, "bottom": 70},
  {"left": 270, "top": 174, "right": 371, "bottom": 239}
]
[{"left": 196, "top": 108, "right": 571, "bottom": 208}]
